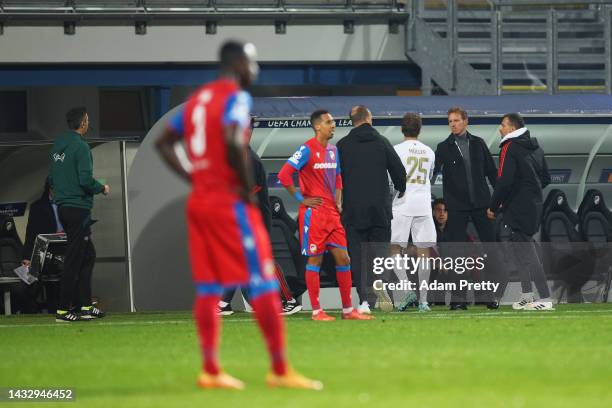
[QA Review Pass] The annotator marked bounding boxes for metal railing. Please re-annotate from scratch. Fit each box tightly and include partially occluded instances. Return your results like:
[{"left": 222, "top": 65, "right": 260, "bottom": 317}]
[
  {"left": 0, "top": 0, "right": 407, "bottom": 15},
  {"left": 412, "top": 0, "right": 612, "bottom": 94}
]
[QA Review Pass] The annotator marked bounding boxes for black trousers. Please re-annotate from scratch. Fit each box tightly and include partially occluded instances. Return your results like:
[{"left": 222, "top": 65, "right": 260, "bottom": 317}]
[
  {"left": 345, "top": 224, "right": 391, "bottom": 307},
  {"left": 222, "top": 287, "right": 249, "bottom": 304},
  {"left": 509, "top": 228, "right": 550, "bottom": 298},
  {"left": 58, "top": 206, "right": 96, "bottom": 311},
  {"left": 445, "top": 208, "right": 504, "bottom": 303}
]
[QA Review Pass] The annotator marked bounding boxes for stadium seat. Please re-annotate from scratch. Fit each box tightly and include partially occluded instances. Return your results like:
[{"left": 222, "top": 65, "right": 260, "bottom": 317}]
[
  {"left": 269, "top": 196, "right": 306, "bottom": 297},
  {"left": 0, "top": 215, "right": 23, "bottom": 277},
  {"left": 577, "top": 189, "right": 612, "bottom": 243},
  {"left": 576, "top": 190, "right": 612, "bottom": 302},
  {"left": 0, "top": 215, "right": 38, "bottom": 314},
  {"left": 541, "top": 189, "right": 581, "bottom": 243},
  {"left": 540, "top": 190, "right": 592, "bottom": 302}
]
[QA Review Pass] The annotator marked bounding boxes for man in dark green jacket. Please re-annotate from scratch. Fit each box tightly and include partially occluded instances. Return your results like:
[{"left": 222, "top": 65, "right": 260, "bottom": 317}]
[{"left": 49, "top": 107, "right": 109, "bottom": 322}]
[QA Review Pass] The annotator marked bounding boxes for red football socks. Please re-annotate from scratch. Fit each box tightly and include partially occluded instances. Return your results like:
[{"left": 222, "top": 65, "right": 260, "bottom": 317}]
[
  {"left": 251, "top": 291, "right": 288, "bottom": 376},
  {"left": 305, "top": 264, "right": 321, "bottom": 311},
  {"left": 336, "top": 265, "right": 353, "bottom": 309},
  {"left": 193, "top": 295, "right": 221, "bottom": 375}
]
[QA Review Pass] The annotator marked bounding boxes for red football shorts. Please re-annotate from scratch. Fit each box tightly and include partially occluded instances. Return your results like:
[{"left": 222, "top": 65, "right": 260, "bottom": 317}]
[
  {"left": 298, "top": 205, "right": 347, "bottom": 257},
  {"left": 186, "top": 195, "right": 278, "bottom": 298}
]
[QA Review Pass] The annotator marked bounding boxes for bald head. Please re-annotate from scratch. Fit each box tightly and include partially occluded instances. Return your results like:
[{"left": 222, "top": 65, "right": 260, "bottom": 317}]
[{"left": 349, "top": 105, "right": 372, "bottom": 127}]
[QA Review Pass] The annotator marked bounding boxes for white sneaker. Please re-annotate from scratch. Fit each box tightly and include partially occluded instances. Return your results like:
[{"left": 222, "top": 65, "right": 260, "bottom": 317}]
[
  {"left": 358, "top": 301, "right": 371, "bottom": 315},
  {"left": 524, "top": 301, "right": 554, "bottom": 311},
  {"left": 280, "top": 300, "right": 303, "bottom": 316},
  {"left": 216, "top": 302, "right": 234, "bottom": 316},
  {"left": 374, "top": 288, "right": 394, "bottom": 312},
  {"left": 512, "top": 297, "right": 533, "bottom": 310}
]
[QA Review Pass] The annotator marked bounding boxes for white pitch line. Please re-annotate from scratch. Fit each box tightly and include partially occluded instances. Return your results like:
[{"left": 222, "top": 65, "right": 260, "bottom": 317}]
[
  {"left": 0, "top": 309, "right": 611, "bottom": 329},
  {"left": 381, "top": 314, "right": 612, "bottom": 320},
  {"left": 0, "top": 319, "right": 246, "bottom": 329}
]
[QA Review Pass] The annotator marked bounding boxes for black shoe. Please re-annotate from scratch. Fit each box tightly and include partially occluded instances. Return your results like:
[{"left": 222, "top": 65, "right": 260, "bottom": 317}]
[
  {"left": 281, "top": 300, "right": 303, "bottom": 316},
  {"left": 55, "top": 310, "right": 81, "bottom": 323},
  {"left": 216, "top": 303, "right": 234, "bottom": 316},
  {"left": 450, "top": 303, "right": 468, "bottom": 311},
  {"left": 486, "top": 301, "right": 500, "bottom": 310},
  {"left": 80, "top": 304, "right": 105, "bottom": 320}
]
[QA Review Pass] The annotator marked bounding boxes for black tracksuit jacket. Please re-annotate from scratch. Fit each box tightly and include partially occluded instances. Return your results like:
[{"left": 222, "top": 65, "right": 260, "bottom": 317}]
[
  {"left": 337, "top": 124, "right": 406, "bottom": 229},
  {"left": 490, "top": 129, "right": 551, "bottom": 236}
]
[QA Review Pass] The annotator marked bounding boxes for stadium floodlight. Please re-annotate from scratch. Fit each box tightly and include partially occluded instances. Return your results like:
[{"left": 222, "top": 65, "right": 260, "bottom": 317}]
[
  {"left": 135, "top": 21, "right": 147, "bottom": 35},
  {"left": 205, "top": 21, "right": 217, "bottom": 35},
  {"left": 64, "top": 21, "right": 76, "bottom": 35},
  {"left": 275, "top": 20, "right": 286, "bottom": 35},
  {"left": 344, "top": 20, "right": 354, "bottom": 34}
]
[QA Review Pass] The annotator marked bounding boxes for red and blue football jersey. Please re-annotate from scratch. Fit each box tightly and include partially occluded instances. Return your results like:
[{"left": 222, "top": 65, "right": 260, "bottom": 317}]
[
  {"left": 280, "top": 137, "right": 343, "bottom": 210},
  {"left": 167, "top": 79, "right": 278, "bottom": 293},
  {"left": 278, "top": 137, "right": 346, "bottom": 255},
  {"left": 167, "top": 78, "right": 252, "bottom": 199}
]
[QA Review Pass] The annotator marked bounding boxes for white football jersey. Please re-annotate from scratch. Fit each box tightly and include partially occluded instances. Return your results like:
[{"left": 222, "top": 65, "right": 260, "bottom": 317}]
[{"left": 392, "top": 139, "right": 435, "bottom": 216}]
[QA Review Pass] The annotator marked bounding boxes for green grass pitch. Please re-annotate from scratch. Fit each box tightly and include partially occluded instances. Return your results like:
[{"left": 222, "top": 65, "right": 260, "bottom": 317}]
[{"left": 1, "top": 304, "right": 611, "bottom": 408}]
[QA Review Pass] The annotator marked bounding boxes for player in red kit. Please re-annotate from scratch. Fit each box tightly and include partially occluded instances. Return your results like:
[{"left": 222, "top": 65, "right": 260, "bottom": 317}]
[
  {"left": 278, "top": 110, "right": 373, "bottom": 321},
  {"left": 156, "top": 41, "right": 321, "bottom": 391}
]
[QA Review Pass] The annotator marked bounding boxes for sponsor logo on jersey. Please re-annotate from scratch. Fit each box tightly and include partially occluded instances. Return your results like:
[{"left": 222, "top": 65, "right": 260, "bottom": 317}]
[
  {"left": 313, "top": 162, "right": 337, "bottom": 169},
  {"left": 309, "top": 244, "right": 317, "bottom": 253}
]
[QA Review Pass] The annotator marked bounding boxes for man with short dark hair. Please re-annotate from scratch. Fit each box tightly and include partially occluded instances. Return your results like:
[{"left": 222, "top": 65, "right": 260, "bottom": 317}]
[
  {"left": 49, "top": 107, "right": 109, "bottom": 322},
  {"left": 336, "top": 105, "right": 406, "bottom": 313},
  {"left": 432, "top": 198, "right": 448, "bottom": 239},
  {"left": 278, "top": 109, "right": 373, "bottom": 321},
  {"left": 391, "top": 113, "right": 436, "bottom": 312},
  {"left": 434, "top": 106, "right": 499, "bottom": 310},
  {"left": 490, "top": 113, "right": 552, "bottom": 310}
]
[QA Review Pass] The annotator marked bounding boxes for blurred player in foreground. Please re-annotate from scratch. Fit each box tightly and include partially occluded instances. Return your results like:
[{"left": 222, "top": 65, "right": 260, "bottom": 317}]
[
  {"left": 278, "top": 110, "right": 373, "bottom": 321},
  {"left": 156, "top": 40, "right": 321, "bottom": 390}
]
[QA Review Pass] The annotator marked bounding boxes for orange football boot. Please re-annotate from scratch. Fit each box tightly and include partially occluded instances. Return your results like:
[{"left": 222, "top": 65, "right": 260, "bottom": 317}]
[
  {"left": 197, "top": 371, "right": 245, "bottom": 390},
  {"left": 342, "top": 309, "right": 374, "bottom": 320},
  {"left": 266, "top": 368, "right": 323, "bottom": 391},
  {"left": 311, "top": 310, "right": 335, "bottom": 321}
]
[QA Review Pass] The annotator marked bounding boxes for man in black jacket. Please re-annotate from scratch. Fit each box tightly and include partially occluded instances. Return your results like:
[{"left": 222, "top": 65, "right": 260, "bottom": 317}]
[
  {"left": 433, "top": 106, "right": 498, "bottom": 310},
  {"left": 337, "top": 105, "right": 406, "bottom": 313},
  {"left": 489, "top": 113, "right": 553, "bottom": 311}
]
